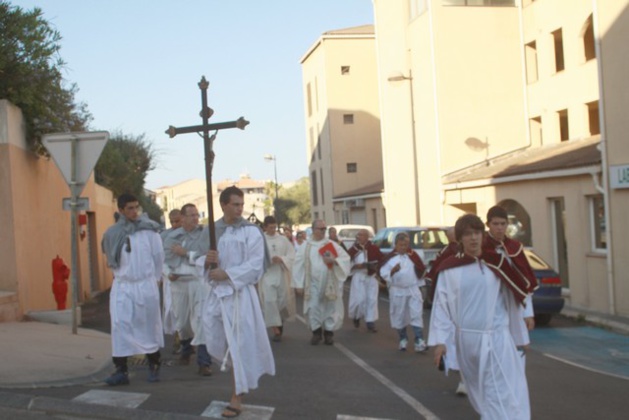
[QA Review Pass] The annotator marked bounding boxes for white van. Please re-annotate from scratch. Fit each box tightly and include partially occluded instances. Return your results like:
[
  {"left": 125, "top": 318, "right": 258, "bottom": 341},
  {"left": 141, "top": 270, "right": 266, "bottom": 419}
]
[{"left": 329, "top": 224, "right": 375, "bottom": 249}]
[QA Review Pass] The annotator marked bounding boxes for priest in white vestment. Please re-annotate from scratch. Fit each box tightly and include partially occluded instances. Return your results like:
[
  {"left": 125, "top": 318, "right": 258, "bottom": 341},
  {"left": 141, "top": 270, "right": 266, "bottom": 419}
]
[
  {"left": 259, "top": 216, "right": 296, "bottom": 342},
  {"left": 292, "top": 219, "right": 351, "bottom": 345},
  {"left": 199, "top": 186, "right": 275, "bottom": 419},
  {"left": 429, "top": 214, "right": 531, "bottom": 420}
]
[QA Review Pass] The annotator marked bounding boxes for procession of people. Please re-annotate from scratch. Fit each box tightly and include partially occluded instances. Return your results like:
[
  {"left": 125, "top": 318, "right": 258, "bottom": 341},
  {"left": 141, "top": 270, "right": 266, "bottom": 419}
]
[{"left": 102, "top": 192, "right": 536, "bottom": 419}]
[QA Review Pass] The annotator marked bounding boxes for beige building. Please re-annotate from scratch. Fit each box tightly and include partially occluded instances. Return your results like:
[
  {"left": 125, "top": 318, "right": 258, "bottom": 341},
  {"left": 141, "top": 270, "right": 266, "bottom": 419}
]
[
  {"left": 0, "top": 100, "right": 117, "bottom": 321},
  {"left": 372, "top": 0, "right": 629, "bottom": 317},
  {"left": 300, "top": 25, "right": 386, "bottom": 231},
  {"left": 155, "top": 174, "right": 268, "bottom": 226}
]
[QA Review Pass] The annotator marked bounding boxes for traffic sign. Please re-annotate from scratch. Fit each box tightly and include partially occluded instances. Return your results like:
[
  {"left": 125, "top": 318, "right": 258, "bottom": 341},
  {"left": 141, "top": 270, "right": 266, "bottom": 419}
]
[
  {"left": 42, "top": 131, "right": 109, "bottom": 195},
  {"left": 62, "top": 197, "right": 90, "bottom": 211}
]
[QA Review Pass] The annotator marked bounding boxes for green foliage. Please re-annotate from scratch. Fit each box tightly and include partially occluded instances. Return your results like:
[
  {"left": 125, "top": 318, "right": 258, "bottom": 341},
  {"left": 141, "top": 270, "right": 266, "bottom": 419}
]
[
  {"left": 0, "top": 2, "right": 91, "bottom": 153},
  {"left": 274, "top": 177, "right": 311, "bottom": 226},
  {"left": 94, "top": 131, "right": 162, "bottom": 223}
]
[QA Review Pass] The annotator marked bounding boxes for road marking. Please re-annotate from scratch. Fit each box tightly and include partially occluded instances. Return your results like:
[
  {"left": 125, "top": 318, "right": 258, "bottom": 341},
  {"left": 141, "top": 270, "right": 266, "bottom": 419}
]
[
  {"left": 337, "top": 415, "right": 397, "bottom": 420},
  {"left": 296, "top": 315, "right": 439, "bottom": 420},
  {"left": 543, "top": 353, "right": 629, "bottom": 381},
  {"left": 201, "top": 400, "right": 274, "bottom": 419},
  {"left": 72, "top": 389, "right": 149, "bottom": 409}
]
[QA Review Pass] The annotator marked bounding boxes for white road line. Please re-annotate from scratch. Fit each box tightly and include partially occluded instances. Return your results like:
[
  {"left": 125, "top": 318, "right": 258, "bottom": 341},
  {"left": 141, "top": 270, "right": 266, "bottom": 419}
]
[
  {"left": 201, "top": 400, "right": 274, "bottom": 419},
  {"left": 337, "top": 415, "right": 396, "bottom": 420},
  {"left": 72, "top": 389, "right": 150, "bottom": 409},
  {"left": 543, "top": 353, "right": 629, "bottom": 381},
  {"left": 296, "top": 315, "right": 439, "bottom": 420}
]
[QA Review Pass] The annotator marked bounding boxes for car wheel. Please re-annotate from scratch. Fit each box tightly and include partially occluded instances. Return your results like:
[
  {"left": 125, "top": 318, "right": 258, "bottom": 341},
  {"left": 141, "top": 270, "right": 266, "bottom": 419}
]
[{"left": 534, "top": 313, "right": 553, "bottom": 326}]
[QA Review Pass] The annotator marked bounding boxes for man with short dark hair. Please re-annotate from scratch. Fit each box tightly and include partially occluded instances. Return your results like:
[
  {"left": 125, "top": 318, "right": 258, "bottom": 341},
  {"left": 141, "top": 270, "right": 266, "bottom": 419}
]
[
  {"left": 259, "top": 216, "right": 296, "bottom": 342},
  {"left": 163, "top": 203, "right": 212, "bottom": 375},
  {"left": 199, "top": 186, "right": 274, "bottom": 418},
  {"left": 101, "top": 193, "right": 164, "bottom": 385},
  {"left": 428, "top": 214, "right": 531, "bottom": 419},
  {"left": 292, "top": 219, "right": 351, "bottom": 345}
]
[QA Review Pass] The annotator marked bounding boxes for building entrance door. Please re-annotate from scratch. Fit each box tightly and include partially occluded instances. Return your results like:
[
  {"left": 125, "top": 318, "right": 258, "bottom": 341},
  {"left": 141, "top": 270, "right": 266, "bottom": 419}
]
[{"left": 550, "top": 198, "right": 569, "bottom": 288}]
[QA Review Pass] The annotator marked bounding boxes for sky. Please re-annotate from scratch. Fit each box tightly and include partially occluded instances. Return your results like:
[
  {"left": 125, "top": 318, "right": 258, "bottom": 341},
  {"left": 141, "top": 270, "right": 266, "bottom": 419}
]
[{"left": 10, "top": 0, "right": 374, "bottom": 190}]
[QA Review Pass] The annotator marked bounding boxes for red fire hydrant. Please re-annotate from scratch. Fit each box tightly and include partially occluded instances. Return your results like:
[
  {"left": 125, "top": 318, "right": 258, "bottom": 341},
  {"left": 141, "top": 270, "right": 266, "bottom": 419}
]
[{"left": 52, "top": 255, "right": 70, "bottom": 310}]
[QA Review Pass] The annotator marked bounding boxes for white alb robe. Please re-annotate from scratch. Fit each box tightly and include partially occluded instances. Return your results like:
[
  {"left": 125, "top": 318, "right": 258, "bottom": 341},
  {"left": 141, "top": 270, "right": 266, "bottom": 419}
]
[
  {"left": 259, "top": 233, "right": 296, "bottom": 327},
  {"left": 199, "top": 223, "right": 275, "bottom": 395},
  {"left": 109, "top": 229, "right": 164, "bottom": 357},
  {"left": 347, "top": 250, "right": 379, "bottom": 323},
  {"left": 428, "top": 261, "right": 530, "bottom": 420},
  {"left": 380, "top": 254, "right": 423, "bottom": 330},
  {"left": 292, "top": 239, "right": 350, "bottom": 331}
]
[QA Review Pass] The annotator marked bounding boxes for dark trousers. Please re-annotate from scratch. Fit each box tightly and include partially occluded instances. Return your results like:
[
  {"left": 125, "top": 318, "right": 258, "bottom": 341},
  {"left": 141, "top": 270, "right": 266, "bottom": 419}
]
[{"left": 113, "top": 350, "right": 160, "bottom": 372}]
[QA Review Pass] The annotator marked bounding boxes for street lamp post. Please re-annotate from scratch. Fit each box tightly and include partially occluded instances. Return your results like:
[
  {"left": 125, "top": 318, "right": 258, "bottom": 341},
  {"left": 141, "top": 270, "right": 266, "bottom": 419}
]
[
  {"left": 263, "top": 154, "right": 279, "bottom": 220},
  {"left": 388, "top": 70, "right": 420, "bottom": 225}
]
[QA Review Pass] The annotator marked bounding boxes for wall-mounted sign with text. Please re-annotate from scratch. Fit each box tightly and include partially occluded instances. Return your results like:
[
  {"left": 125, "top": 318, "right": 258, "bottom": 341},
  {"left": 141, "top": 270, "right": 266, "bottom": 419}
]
[{"left": 610, "top": 164, "right": 629, "bottom": 189}]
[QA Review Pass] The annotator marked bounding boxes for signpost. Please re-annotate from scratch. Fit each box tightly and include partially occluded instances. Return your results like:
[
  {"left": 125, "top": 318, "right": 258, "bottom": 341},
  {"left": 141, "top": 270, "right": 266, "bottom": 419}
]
[{"left": 43, "top": 131, "right": 109, "bottom": 334}]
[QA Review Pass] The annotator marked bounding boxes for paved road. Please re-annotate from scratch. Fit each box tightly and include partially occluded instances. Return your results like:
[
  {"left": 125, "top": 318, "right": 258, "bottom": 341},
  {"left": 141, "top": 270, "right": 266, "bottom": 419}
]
[{"left": 3, "top": 284, "right": 628, "bottom": 419}]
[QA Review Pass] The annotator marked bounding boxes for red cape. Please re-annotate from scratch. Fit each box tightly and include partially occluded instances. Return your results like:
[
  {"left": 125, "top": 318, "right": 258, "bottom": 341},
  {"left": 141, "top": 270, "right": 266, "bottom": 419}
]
[
  {"left": 435, "top": 250, "right": 532, "bottom": 305},
  {"left": 483, "top": 234, "right": 538, "bottom": 293},
  {"left": 348, "top": 241, "right": 384, "bottom": 276}
]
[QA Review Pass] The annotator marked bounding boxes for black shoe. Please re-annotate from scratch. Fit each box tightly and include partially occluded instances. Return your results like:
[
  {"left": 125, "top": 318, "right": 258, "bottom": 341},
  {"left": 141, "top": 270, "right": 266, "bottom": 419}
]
[
  {"left": 367, "top": 322, "right": 377, "bottom": 333},
  {"left": 310, "top": 328, "right": 322, "bottom": 345},
  {"left": 353, "top": 318, "right": 360, "bottom": 328},
  {"left": 324, "top": 331, "right": 334, "bottom": 345}
]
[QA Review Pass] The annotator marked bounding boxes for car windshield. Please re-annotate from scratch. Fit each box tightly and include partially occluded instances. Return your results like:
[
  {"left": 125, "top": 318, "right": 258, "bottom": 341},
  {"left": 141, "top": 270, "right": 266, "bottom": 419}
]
[{"left": 373, "top": 228, "right": 448, "bottom": 249}]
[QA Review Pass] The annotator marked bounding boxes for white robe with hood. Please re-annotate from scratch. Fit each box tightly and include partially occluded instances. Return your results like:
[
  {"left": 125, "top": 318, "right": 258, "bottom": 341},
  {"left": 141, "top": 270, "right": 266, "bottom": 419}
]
[{"left": 259, "top": 233, "right": 296, "bottom": 327}]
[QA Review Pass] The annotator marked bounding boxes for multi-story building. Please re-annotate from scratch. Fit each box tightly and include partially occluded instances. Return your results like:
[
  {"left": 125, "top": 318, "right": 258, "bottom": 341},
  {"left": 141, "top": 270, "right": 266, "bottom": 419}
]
[
  {"left": 155, "top": 174, "right": 267, "bottom": 227},
  {"left": 300, "top": 25, "right": 386, "bottom": 231},
  {"left": 372, "top": 0, "right": 629, "bottom": 317}
]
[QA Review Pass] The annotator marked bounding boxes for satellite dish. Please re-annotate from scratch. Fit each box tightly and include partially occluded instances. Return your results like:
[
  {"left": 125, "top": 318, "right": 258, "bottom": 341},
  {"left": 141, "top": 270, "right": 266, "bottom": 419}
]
[{"left": 464, "top": 137, "right": 489, "bottom": 151}]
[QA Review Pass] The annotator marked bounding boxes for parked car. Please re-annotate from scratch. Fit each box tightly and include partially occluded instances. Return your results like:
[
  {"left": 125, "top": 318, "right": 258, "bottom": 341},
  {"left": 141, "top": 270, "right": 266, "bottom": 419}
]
[
  {"left": 329, "top": 224, "right": 375, "bottom": 249},
  {"left": 372, "top": 226, "right": 450, "bottom": 268},
  {"left": 524, "top": 248, "right": 565, "bottom": 326}
]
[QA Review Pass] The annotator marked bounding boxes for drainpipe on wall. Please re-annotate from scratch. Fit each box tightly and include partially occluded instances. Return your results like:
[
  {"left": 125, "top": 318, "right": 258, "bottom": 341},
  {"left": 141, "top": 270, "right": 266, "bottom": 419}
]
[{"left": 592, "top": 0, "right": 615, "bottom": 315}]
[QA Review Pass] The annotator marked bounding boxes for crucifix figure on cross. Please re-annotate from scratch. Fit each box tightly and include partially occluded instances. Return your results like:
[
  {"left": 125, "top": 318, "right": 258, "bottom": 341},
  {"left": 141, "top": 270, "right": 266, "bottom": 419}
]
[{"left": 165, "top": 76, "right": 249, "bottom": 252}]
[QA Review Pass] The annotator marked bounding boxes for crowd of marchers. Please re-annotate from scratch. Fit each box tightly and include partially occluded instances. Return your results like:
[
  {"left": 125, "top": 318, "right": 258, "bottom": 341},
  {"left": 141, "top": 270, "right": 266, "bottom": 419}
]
[{"left": 101, "top": 189, "right": 537, "bottom": 420}]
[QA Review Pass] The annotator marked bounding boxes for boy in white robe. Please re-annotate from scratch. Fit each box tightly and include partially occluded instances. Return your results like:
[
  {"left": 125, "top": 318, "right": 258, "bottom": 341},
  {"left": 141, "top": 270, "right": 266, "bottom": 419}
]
[
  {"left": 429, "top": 214, "right": 531, "bottom": 419},
  {"left": 101, "top": 193, "right": 165, "bottom": 385},
  {"left": 200, "top": 186, "right": 275, "bottom": 418},
  {"left": 259, "top": 216, "right": 296, "bottom": 342}
]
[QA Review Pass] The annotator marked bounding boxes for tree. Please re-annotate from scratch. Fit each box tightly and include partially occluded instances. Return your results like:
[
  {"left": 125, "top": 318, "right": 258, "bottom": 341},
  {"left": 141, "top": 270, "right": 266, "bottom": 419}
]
[
  {"left": 94, "top": 131, "right": 162, "bottom": 222},
  {"left": 0, "top": 2, "right": 91, "bottom": 154},
  {"left": 273, "top": 177, "right": 311, "bottom": 226}
]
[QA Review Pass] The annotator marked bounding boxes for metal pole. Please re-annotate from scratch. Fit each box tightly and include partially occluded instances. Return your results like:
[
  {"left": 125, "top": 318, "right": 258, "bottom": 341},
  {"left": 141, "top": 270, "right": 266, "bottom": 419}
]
[
  {"left": 273, "top": 156, "right": 279, "bottom": 219},
  {"left": 70, "top": 138, "right": 79, "bottom": 335}
]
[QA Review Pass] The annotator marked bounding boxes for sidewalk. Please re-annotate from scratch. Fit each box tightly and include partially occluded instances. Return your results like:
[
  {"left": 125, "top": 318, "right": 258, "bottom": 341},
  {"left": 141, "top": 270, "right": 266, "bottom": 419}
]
[{"left": 0, "top": 321, "right": 112, "bottom": 389}]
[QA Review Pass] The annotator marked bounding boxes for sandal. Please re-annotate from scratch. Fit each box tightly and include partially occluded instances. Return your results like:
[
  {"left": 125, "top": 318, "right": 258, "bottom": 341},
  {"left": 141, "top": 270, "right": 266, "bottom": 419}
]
[{"left": 222, "top": 405, "right": 242, "bottom": 418}]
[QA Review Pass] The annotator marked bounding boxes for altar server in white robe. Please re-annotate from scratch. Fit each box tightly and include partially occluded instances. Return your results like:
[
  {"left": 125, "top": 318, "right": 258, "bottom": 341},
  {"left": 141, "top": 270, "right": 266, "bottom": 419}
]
[
  {"left": 101, "top": 193, "right": 164, "bottom": 385},
  {"left": 429, "top": 214, "right": 531, "bottom": 420},
  {"left": 199, "top": 186, "right": 275, "bottom": 419},
  {"left": 259, "top": 215, "right": 296, "bottom": 342},
  {"left": 292, "top": 219, "right": 351, "bottom": 346}
]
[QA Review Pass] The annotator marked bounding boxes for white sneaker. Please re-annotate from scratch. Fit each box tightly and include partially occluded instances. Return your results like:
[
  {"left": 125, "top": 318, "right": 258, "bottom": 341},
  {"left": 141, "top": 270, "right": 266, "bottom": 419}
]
[
  {"left": 398, "top": 338, "right": 408, "bottom": 351},
  {"left": 414, "top": 339, "right": 428, "bottom": 352},
  {"left": 456, "top": 381, "right": 467, "bottom": 396}
]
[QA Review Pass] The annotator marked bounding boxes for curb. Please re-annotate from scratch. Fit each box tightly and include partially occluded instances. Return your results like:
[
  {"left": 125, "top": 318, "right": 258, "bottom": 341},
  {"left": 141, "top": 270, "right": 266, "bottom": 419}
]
[
  {"left": 561, "top": 307, "right": 629, "bottom": 336},
  {"left": 0, "top": 391, "right": 205, "bottom": 420},
  {"left": 0, "top": 358, "right": 112, "bottom": 390}
]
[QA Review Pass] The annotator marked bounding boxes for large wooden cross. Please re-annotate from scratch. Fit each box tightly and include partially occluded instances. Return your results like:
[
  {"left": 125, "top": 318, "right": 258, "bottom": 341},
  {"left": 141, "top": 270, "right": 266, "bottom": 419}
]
[{"left": 165, "top": 76, "right": 249, "bottom": 251}]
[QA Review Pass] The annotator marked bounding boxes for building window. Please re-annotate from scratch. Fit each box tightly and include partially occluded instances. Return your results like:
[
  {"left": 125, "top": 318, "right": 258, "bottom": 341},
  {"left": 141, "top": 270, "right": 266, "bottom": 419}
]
[
  {"left": 558, "top": 109, "right": 569, "bottom": 141},
  {"left": 343, "top": 114, "right": 354, "bottom": 124},
  {"left": 341, "top": 66, "right": 350, "bottom": 75},
  {"left": 311, "top": 170, "right": 318, "bottom": 206},
  {"left": 320, "top": 169, "right": 325, "bottom": 205},
  {"left": 552, "top": 28, "right": 565, "bottom": 73},
  {"left": 315, "top": 77, "right": 319, "bottom": 112},
  {"left": 306, "top": 83, "right": 312, "bottom": 117},
  {"left": 317, "top": 124, "right": 322, "bottom": 160},
  {"left": 524, "top": 41, "right": 538, "bottom": 84},
  {"left": 529, "top": 116, "right": 542, "bottom": 146},
  {"left": 590, "top": 195, "right": 606, "bottom": 250},
  {"left": 342, "top": 209, "right": 349, "bottom": 224},
  {"left": 347, "top": 163, "right": 357, "bottom": 173},
  {"left": 587, "top": 101, "right": 600, "bottom": 136},
  {"left": 309, "top": 127, "right": 315, "bottom": 162},
  {"left": 583, "top": 15, "right": 596, "bottom": 62}
]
